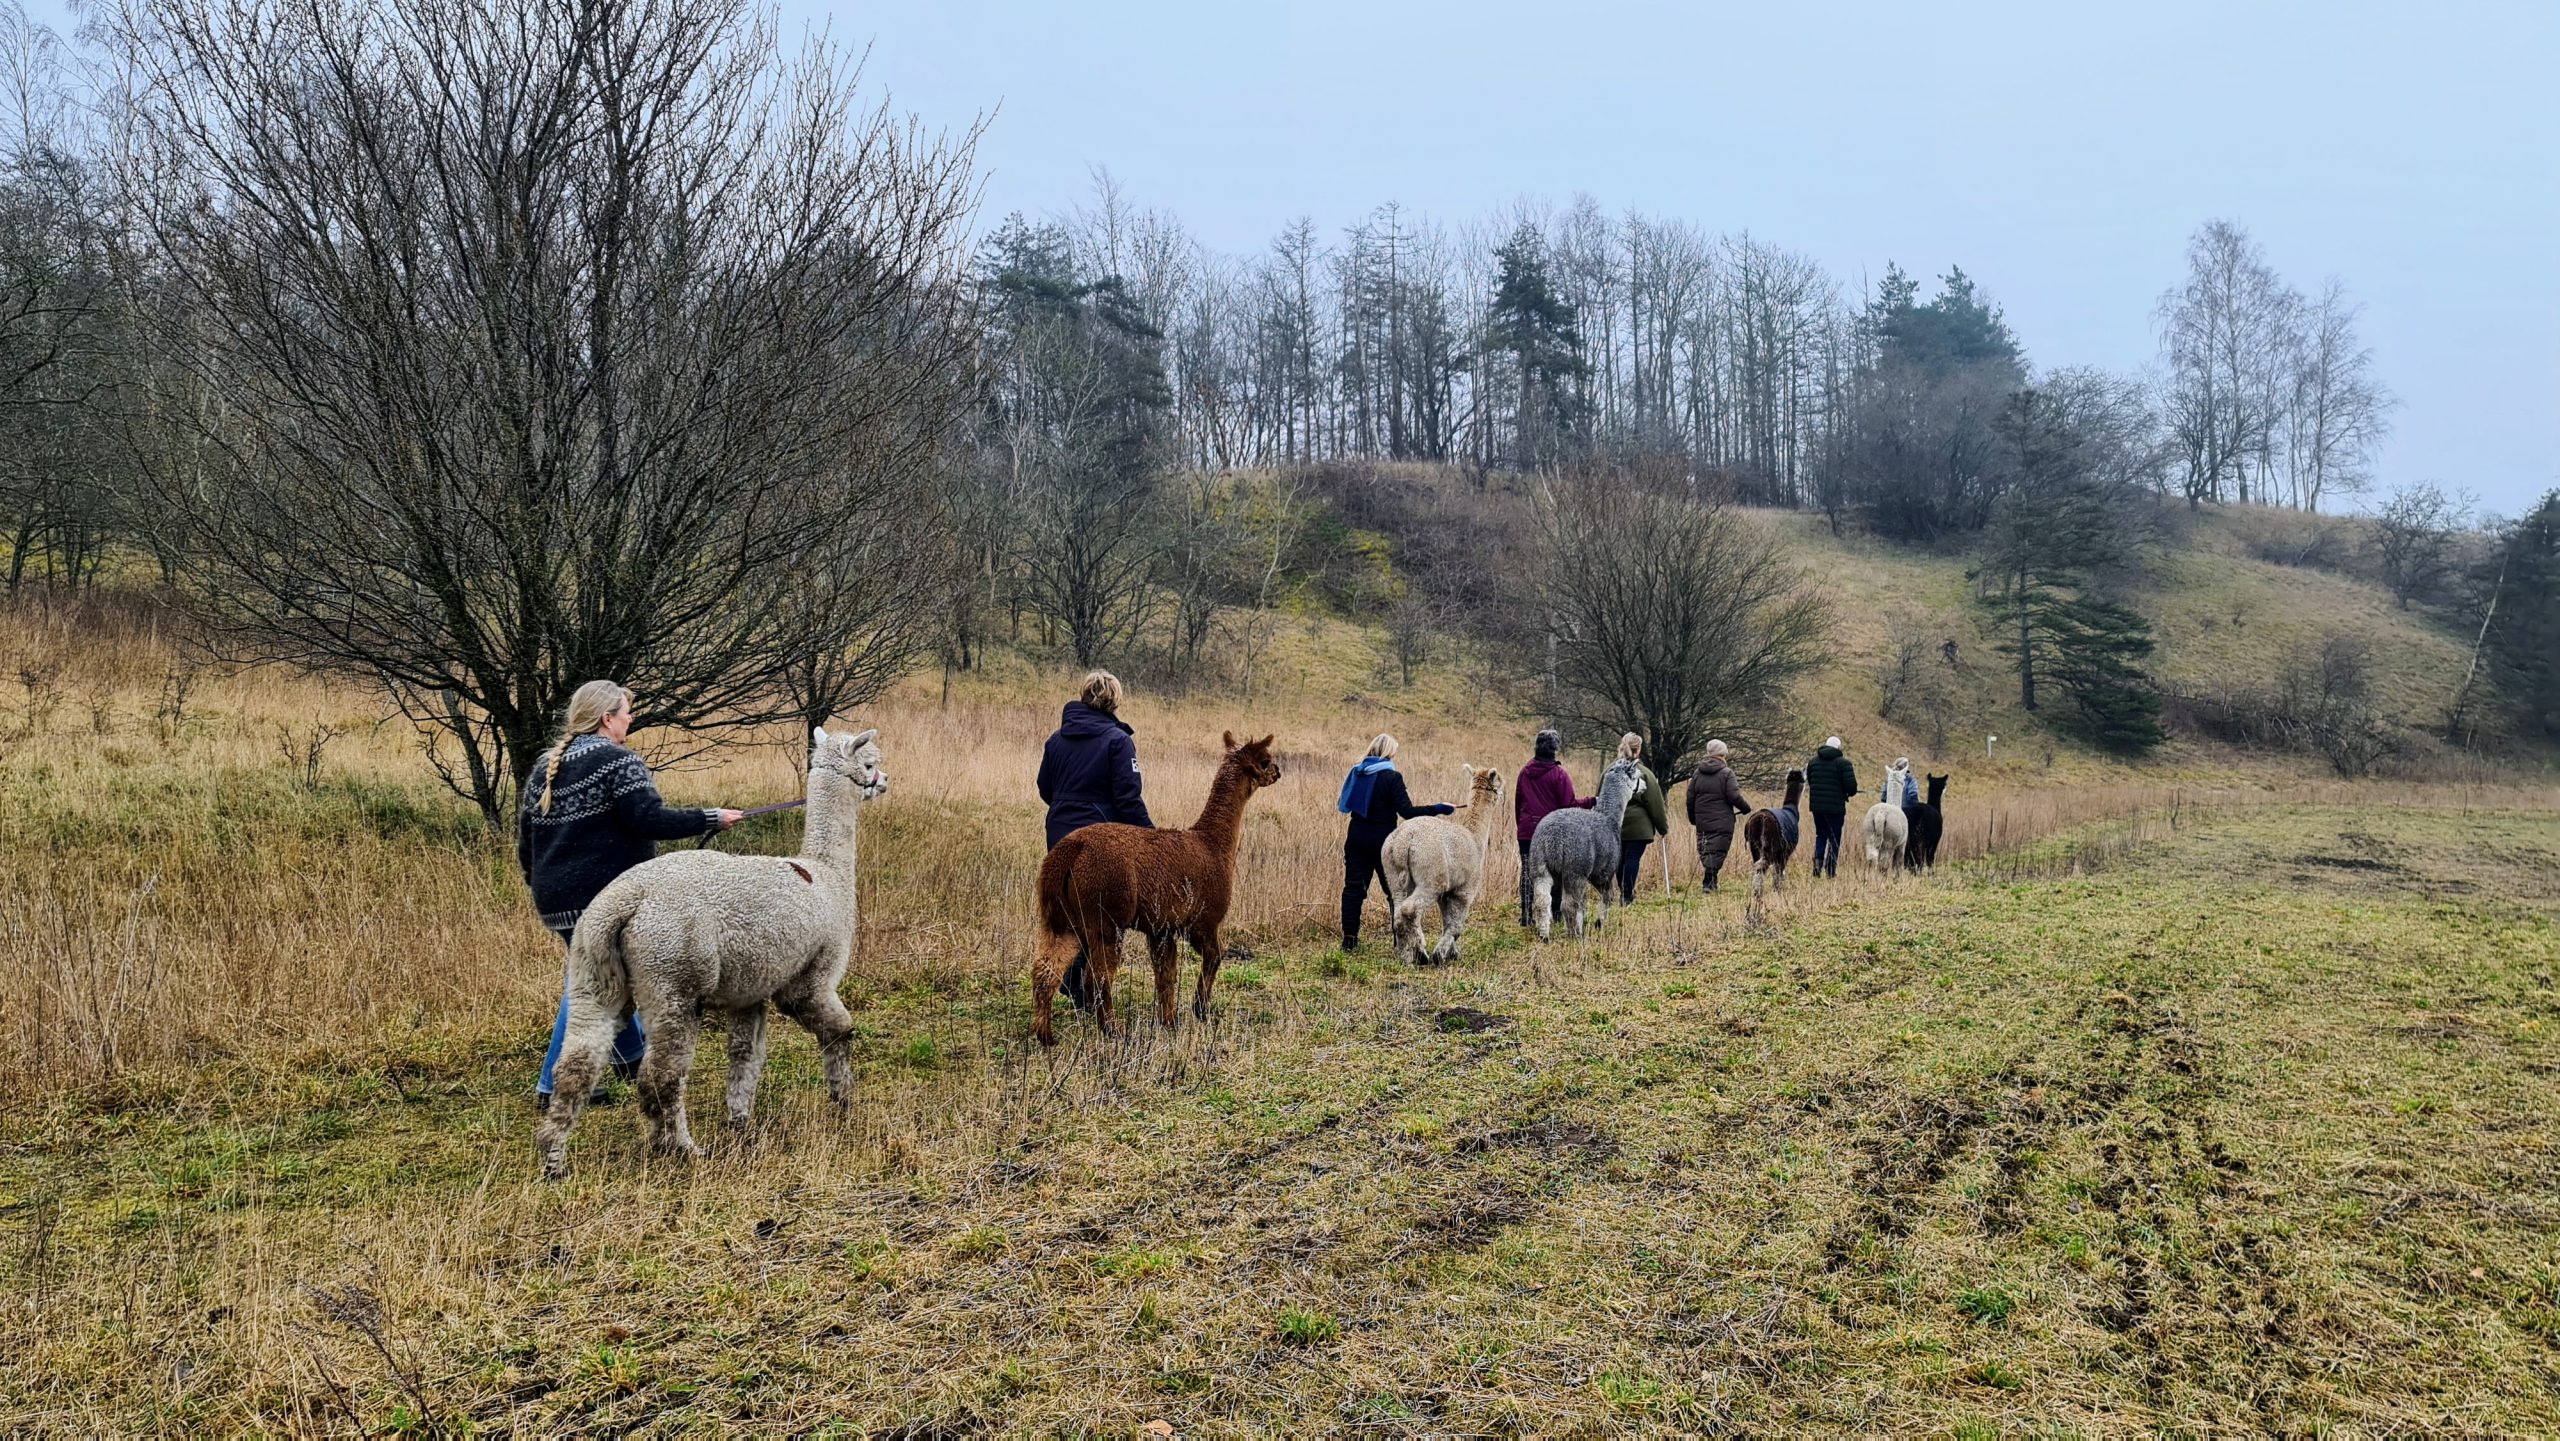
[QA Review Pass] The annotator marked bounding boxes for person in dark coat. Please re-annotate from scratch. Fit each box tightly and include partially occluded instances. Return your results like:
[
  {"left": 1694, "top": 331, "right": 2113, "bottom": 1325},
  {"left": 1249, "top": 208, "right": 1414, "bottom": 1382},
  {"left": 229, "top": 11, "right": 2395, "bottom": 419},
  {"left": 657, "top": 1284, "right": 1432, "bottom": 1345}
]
[
  {"left": 520, "top": 680, "right": 741, "bottom": 1109},
  {"left": 1803, "top": 735, "right": 1859, "bottom": 878},
  {"left": 1035, "top": 670, "right": 1153, "bottom": 1007},
  {"left": 1613, "top": 733, "right": 1668, "bottom": 904},
  {"left": 1337, "top": 733, "right": 1455, "bottom": 950},
  {"left": 1513, "top": 728, "right": 1596, "bottom": 925},
  {"left": 1684, "top": 738, "right": 1749, "bottom": 891}
]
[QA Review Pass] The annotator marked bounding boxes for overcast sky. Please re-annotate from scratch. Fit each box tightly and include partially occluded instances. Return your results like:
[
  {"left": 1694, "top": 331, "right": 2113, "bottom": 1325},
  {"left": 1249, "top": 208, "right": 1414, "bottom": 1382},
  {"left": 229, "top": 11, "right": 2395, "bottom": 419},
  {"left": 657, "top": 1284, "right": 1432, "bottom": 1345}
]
[{"left": 34, "top": 0, "right": 2555, "bottom": 514}]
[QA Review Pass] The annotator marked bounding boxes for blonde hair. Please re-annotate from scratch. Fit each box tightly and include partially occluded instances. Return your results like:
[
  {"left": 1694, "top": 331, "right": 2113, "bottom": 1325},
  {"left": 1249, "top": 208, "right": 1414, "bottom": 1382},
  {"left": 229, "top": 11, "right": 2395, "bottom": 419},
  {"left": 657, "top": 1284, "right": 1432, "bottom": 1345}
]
[
  {"left": 538, "top": 680, "right": 631, "bottom": 814},
  {"left": 1080, "top": 670, "right": 1124, "bottom": 714},
  {"left": 1616, "top": 732, "right": 1643, "bottom": 762},
  {"left": 1366, "top": 733, "right": 1399, "bottom": 760}
]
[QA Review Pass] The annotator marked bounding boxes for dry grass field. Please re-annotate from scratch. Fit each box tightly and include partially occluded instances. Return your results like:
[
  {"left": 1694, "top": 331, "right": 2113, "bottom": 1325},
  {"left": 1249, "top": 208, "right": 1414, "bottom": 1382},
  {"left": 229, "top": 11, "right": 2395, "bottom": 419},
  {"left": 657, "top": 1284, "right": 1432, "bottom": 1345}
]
[{"left": 4, "top": 592, "right": 2557, "bottom": 1434}]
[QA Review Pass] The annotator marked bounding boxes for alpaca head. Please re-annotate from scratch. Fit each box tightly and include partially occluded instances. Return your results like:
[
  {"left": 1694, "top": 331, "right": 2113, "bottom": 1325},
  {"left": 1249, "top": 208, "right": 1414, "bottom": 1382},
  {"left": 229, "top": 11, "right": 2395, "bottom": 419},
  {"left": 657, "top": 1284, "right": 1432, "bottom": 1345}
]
[
  {"left": 1783, "top": 767, "right": 1805, "bottom": 803},
  {"left": 1465, "top": 764, "right": 1504, "bottom": 807},
  {"left": 1597, "top": 758, "right": 1644, "bottom": 813},
  {"left": 809, "top": 726, "right": 887, "bottom": 799},
  {"left": 1926, "top": 773, "right": 1948, "bottom": 805},
  {"left": 1221, "top": 730, "right": 1282, "bottom": 790}
]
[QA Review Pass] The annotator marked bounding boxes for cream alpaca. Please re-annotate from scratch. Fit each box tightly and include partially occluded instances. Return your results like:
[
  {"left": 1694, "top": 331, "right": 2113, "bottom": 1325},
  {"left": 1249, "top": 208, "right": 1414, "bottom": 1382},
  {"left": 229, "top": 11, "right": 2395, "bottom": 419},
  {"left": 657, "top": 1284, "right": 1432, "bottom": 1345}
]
[
  {"left": 1379, "top": 764, "right": 1504, "bottom": 966},
  {"left": 535, "top": 727, "right": 887, "bottom": 1179}
]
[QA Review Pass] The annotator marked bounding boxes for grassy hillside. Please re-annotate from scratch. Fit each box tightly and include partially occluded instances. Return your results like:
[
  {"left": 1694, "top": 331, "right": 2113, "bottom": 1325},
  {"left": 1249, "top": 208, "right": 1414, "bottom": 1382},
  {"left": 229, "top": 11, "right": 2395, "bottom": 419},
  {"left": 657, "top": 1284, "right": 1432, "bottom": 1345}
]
[{"left": 1748, "top": 499, "right": 2498, "bottom": 786}]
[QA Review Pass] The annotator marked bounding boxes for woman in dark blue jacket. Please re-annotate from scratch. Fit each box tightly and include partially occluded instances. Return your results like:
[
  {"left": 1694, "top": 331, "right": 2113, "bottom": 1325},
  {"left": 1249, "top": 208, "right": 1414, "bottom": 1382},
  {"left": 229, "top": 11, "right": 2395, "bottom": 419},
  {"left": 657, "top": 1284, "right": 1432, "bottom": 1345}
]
[
  {"left": 1338, "top": 733, "right": 1453, "bottom": 951},
  {"left": 519, "top": 680, "right": 740, "bottom": 1108},
  {"left": 1035, "top": 671, "right": 1152, "bottom": 1006}
]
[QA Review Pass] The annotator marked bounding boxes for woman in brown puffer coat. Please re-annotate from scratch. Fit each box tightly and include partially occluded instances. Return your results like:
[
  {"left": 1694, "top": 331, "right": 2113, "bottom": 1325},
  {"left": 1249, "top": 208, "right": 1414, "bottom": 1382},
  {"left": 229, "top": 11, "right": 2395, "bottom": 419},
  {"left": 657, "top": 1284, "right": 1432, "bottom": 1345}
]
[{"left": 1684, "top": 739, "right": 1749, "bottom": 890}]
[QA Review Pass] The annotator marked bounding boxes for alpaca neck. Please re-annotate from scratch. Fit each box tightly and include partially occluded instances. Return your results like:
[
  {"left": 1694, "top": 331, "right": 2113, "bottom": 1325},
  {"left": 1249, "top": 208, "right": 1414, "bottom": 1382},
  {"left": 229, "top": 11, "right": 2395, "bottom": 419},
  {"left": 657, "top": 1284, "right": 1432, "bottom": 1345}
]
[
  {"left": 1465, "top": 789, "right": 1501, "bottom": 848},
  {"left": 800, "top": 774, "right": 863, "bottom": 880},
  {"left": 1188, "top": 759, "right": 1256, "bottom": 855},
  {"left": 1783, "top": 777, "right": 1803, "bottom": 808},
  {"left": 1595, "top": 772, "right": 1637, "bottom": 828}
]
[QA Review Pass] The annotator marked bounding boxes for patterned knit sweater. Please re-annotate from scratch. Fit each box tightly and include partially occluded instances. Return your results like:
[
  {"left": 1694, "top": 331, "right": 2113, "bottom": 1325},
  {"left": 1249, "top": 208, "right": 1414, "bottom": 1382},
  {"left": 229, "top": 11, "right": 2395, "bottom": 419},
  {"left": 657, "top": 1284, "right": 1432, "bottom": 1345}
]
[{"left": 515, "top": 735, "right": 719, "bottom": 931}]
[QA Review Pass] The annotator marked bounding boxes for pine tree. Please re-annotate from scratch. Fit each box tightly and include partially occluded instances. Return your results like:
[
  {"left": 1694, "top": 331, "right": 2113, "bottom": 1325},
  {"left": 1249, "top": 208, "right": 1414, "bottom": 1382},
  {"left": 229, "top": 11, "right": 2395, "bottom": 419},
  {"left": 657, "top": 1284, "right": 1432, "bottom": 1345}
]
[
  {"left": 1485, "top": 224, "right": 1587, "bottom": 466},
  {"left": 2480, "top": 490, "right": 2560, "bottom": 741},
  {"left": 1980, "top": 390, "right": 2164, "bottom": 753}
]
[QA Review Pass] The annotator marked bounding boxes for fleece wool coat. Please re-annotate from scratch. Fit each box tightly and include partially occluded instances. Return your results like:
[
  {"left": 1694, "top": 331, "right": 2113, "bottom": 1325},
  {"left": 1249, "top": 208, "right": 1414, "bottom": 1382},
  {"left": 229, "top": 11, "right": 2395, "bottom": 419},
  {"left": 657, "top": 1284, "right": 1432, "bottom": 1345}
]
[
  {"left": 1513, "top": 758, "right": 1595, "bottom": 842},
  {"left": 1684, "top": 757, "right": 1749, "bottom": 872}
]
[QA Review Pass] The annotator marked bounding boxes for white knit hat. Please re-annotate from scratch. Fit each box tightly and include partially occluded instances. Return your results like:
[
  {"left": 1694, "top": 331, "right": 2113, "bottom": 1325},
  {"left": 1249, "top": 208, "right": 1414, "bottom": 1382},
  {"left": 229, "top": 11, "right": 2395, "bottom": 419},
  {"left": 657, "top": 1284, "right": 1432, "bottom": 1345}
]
[{"left": 1824, "top": 735, "right": 1842, "bottom": 749}]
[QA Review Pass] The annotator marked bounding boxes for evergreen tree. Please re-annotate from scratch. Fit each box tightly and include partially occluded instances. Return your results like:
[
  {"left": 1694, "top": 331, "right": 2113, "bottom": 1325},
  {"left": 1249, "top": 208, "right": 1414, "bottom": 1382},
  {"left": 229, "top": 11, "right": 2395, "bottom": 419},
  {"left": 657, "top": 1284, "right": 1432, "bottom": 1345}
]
[
  {"left": 1979, "top": 389, "right": 2164, "bottom": 753},
  {"left": 1485, "top": 224, "right": 1587, "bottom": 466},
  {"left": 2480, "top": 490, "right": 2560, "bottom": 742}
]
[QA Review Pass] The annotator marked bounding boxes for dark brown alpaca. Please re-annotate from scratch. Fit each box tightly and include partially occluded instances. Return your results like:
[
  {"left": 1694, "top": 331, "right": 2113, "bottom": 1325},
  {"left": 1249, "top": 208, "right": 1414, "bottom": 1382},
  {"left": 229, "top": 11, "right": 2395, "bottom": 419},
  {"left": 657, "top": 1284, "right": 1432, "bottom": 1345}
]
[
  {"left": 1744, "top": 768, "right": 1804, "bottom": 901},
  {"left": 1032, "top": 731, "right": 1282, "bottom": 1046}
]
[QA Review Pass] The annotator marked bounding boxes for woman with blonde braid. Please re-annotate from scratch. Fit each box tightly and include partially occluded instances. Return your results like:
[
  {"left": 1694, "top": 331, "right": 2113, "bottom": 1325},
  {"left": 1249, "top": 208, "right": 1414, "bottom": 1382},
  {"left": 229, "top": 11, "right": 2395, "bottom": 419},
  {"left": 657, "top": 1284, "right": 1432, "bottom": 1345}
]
[{"left": 517, "top": 680, "right": 742, "bottom": 1110}]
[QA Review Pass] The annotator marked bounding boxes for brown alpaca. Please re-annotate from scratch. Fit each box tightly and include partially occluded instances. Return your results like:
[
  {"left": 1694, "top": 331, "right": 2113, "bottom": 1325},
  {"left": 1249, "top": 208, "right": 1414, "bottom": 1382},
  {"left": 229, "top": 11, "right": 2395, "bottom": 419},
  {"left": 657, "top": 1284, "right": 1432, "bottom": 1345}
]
[
  {"left": 1032, "top": 731, "right": 1282, "bottom": 1046},
  {"left": 1744, "top": 768, "right": 1805, "bottom": 902}
]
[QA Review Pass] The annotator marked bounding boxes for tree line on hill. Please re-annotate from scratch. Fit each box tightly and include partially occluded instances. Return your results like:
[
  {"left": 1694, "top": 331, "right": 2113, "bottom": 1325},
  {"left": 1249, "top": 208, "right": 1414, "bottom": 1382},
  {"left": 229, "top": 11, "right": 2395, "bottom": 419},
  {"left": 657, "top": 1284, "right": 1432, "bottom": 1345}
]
[{"left": 3, "top": 0, "right": 2553, "bottom": 817}]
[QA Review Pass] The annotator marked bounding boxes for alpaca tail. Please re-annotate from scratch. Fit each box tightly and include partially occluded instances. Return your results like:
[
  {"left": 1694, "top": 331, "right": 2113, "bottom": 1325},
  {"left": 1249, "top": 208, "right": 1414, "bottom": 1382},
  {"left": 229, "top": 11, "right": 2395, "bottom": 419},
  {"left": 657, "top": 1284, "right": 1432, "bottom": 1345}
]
[{"left": 566, "top": 885, "right": 639, "bottom": 1024}]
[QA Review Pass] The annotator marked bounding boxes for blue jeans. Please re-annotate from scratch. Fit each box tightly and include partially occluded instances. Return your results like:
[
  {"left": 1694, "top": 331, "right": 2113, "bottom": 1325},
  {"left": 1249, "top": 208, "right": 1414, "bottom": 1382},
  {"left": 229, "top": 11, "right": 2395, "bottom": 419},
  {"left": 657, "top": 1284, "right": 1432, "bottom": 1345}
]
[
  {"left": 1812, "top": 811, "right": 1845, "bottom": 876},
  {"left": 537, "top": 928, "right": 644, "bottom": 1096}
]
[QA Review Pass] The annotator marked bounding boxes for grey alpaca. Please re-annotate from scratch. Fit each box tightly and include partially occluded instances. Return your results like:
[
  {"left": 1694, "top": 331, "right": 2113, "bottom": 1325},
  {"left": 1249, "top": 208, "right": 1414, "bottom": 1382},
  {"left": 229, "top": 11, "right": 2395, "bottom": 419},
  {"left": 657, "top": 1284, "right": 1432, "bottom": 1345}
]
[
  {"left": 1524, "top": 758, "right": 1645, "bottom": 942},
  {"left": 534, "top": 727, "right": 888, "bottom": 1179}
]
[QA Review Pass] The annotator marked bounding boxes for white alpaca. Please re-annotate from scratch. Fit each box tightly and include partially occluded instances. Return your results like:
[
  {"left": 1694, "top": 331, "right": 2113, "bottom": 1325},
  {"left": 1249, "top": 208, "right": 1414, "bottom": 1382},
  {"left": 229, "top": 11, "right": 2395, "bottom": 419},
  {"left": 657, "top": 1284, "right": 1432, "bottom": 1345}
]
[
  {"left": 1862, "top": 800, "right": 1909, "bottom": 873},
  {"left": 1380, "top": 765, "right": 1504, "bottom": 966},
  {"left": 535, "top": 727, "right": 888, "bottom": 1179}
]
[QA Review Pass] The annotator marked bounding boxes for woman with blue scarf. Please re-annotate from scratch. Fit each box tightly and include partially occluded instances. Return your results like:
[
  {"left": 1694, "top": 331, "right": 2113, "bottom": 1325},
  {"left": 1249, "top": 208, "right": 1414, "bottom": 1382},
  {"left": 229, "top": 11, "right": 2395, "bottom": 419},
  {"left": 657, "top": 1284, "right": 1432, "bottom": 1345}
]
[{"left": 1337, "top": 733, "right": 1454, "bottom": 951}]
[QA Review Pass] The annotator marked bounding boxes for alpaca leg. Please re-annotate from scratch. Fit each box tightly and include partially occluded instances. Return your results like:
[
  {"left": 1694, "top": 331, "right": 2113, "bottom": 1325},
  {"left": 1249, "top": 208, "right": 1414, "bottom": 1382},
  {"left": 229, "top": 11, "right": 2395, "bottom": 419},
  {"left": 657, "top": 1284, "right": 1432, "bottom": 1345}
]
[
  {"left": 1433, "top": 895, "right": 1470, "bottom": 965},
  {"left": 636, "top": 1009, "right": 703, "bottom": 1160},
  {"left": 533, "top": 1012, "right": 615, "bottom": 1179},
  {"left": 1087, "top": 930, "right": 1126, "bottom": 1038},
  {"left": 1532, "top": 872, "right": 1555, "bottom": 943},
  {"left": 1587, "top": 872, "right": 1610, "bottom": 934},
  {"left": 1188, "top": 926, "right": 1224, "bottom": 1023},
  {"left": 723, "top": 1003, "right": 768, "bottom": 1130},
  {"left": 776, "top": 983, "right": 859, "bottom": 1108},
  {"left": 1148, "top": 931, "right": 1181, "bottom": 1029},
  {"left": 1032, "top": 924, "right": 1079, "bottom": 1048}
]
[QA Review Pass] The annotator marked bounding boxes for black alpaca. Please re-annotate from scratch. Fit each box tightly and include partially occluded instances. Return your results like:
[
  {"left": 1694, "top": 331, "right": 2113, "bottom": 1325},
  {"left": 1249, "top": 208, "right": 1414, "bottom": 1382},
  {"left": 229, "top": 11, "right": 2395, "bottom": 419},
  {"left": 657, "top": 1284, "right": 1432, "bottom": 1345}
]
[{"left": 1902, "top": 774, "right": 1947, "bottom": 871}]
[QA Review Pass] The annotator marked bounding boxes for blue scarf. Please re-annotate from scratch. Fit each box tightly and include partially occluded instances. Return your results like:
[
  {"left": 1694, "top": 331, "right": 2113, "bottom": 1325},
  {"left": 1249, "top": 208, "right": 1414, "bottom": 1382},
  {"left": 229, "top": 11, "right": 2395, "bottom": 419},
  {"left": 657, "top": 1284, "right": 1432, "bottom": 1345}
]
[{"left": 1336, "top": 756, "right": 1396, "bottom": 815}]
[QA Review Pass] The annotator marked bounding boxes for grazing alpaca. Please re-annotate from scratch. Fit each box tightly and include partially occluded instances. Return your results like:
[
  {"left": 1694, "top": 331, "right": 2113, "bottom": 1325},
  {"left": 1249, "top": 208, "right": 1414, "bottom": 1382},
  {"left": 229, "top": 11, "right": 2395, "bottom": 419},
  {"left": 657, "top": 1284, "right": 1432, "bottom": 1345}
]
[
  {"left": 1380, "top": 765, "right": 1505, "bottom": 966},
  {"left": 1032, "top": 732, "right": 1282, "bottom": 1046},
  {"left": 1861, "top": 796, "right": 1910, "bottom": 873},
  {"left": 1744, "top": 768, "right": 1804, "bottom": 900},
  {"left": 535, "top": 727, "right": 887, "bottom": 1179},
  {"left": 1903, "top": 773, "right": 1948, "bottom": 870},
  {"left": 1525, "top": 759, "right": 1645, "bottom": 942}
]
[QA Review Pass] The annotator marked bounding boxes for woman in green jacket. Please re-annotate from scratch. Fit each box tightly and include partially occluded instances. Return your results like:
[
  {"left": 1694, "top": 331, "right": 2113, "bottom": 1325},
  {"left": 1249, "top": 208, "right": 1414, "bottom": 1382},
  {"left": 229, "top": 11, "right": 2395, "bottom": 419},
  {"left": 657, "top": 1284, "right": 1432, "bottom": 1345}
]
[{"left": 1614, "top": 732, "right": 1668, "bottom": 903}]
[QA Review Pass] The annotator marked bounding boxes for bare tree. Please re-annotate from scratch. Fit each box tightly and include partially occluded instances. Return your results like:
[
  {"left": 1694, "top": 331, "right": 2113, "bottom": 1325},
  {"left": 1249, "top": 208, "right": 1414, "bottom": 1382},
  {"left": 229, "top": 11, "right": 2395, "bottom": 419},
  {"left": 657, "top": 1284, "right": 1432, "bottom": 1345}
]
[
  {"left": 106, "top": 0, "right": 981, "bottom": 820},
  {"left": 1536, "top": 467, "right": 1830, "bottom": 779},
  {"left": 2157, "top": 220, "right": 2296, "bottom": 509},
  {"left": 2370, "top": 481, "right": 2469, "bottom": 610},
  {"left": 2281, "top": 277, "right": 2392, "bottom": 511}
]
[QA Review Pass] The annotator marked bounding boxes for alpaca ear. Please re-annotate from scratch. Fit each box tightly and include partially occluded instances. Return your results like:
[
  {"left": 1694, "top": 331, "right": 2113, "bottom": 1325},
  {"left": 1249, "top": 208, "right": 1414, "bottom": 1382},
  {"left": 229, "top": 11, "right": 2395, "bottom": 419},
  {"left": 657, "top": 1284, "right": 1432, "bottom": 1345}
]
[
  {"left": 812, "top": 725, "right": 828, "bottom": 747},
  {"left": 1257, "top": 734, "right": 1273, "bottom": 750},
  {"left": 1222, "top": 729, "right": 1236, "bottom": 750},
  {"left": 1462, "top": 764, "right": 1475, "bottom": 783},
  {"left": 850, "top": 728, "right": 878, "bottom": 750}
]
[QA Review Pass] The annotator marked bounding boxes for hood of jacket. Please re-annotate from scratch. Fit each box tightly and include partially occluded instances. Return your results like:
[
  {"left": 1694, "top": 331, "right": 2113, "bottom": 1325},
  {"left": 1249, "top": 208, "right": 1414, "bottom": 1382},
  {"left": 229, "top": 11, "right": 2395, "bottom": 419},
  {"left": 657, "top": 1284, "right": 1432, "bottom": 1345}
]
[
  {"left": 1814, "top": 744, "right": 1842, "bottom": 761},
  {"left": 1694, "top": 756, "right": 1728, "bottom": 778},
  {"left": 1056, "top": 701, "right": 1133, "bottom": 741}
]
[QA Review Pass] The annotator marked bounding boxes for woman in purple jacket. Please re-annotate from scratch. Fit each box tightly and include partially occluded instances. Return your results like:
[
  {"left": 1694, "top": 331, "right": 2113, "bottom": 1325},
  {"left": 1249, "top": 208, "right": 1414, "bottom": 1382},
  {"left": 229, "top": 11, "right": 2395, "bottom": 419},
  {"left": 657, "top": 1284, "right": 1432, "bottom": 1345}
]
[{"left": 1513, "top": 728, "right": 1595, "bottom": 926}]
